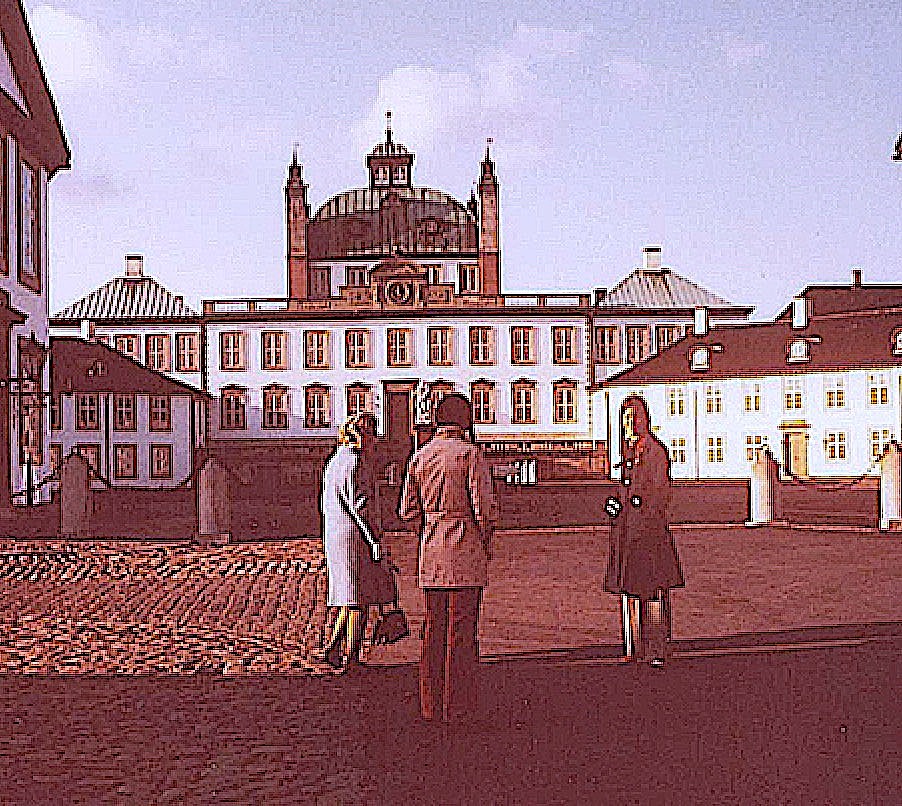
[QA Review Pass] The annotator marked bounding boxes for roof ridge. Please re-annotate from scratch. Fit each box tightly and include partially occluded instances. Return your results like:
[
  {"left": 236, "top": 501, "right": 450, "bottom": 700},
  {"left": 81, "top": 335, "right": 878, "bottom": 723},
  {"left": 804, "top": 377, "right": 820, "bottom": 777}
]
[{"left": 52, "top": 274, "right": 198, "bottom": 320}]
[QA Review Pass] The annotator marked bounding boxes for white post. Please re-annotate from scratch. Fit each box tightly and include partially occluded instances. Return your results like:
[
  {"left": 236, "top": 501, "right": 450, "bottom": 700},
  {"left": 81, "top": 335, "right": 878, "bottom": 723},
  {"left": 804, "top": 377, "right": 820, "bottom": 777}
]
[
  {"left": 746, "top": 447, "right": 775, "bottom": 526},
  {"left": 879, "top": 442, "right": 902, "bottom": 531}
]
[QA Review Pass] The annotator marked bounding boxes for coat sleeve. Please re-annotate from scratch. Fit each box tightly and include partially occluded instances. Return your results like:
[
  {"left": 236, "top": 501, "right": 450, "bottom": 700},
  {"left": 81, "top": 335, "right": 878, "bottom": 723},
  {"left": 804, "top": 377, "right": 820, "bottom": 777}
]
[
  {"left": 338, "top": 459, "right": 376, "bottom": 547},
  {"left": 398, "top": 455, "right": 422, "bottom": 521},
  {"left": 467, "top": 446, "right": 498, "bottom": 528}
]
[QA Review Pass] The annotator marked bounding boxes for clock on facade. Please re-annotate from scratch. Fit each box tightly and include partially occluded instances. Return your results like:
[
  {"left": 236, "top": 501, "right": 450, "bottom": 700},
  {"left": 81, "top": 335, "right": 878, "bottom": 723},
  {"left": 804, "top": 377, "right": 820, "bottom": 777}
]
[{"left": 386, "top": 280, "right": 414, "bottom": 305}]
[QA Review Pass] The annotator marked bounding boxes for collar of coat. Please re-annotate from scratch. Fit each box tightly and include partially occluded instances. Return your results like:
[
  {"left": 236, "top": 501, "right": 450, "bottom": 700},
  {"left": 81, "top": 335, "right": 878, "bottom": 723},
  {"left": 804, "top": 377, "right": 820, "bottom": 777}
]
[{"left": 435, "top": 425, "right": 468, "bottom": 440}]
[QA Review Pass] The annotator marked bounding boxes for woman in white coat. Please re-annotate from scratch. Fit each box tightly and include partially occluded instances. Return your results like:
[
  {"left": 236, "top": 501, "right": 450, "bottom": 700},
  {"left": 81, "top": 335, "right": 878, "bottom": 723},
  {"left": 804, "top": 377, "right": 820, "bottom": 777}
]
[{"left": 320, "top": 414, "right": 382, "bottom": 670}]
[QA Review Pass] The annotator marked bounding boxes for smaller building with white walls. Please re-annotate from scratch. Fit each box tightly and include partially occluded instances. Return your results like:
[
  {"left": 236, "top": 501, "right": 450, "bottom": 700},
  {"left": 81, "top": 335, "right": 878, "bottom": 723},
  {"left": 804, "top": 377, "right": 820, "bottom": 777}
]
[
  {"left": 50, "top": 254, "right": 203, "bottom": 390},
  {"left": 598, "top": 273, "right": 902, "bottom": 480},
  {"left": 49, "top": 338, "right": 208, "bottom": 488}
]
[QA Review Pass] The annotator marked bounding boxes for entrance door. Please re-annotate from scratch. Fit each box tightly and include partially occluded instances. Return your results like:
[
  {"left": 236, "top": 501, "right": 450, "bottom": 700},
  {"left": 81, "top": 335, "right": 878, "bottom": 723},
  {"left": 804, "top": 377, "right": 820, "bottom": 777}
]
[
  {"left": 783, "top": 431, "right": 809, "bottom": 477},
  {"left": 386, "top": 389, "right": 413, "bottom": 445}
]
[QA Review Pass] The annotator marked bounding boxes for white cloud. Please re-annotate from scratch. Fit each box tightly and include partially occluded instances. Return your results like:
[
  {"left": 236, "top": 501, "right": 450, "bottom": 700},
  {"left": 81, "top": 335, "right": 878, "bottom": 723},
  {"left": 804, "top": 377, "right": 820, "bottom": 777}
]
[{"left": 28, "top": 5, "right": 106, "bottom": 93}]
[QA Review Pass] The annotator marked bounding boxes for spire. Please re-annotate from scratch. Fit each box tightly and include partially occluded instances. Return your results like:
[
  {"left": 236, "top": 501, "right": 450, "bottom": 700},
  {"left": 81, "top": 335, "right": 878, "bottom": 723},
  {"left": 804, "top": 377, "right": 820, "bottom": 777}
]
[
  {"left": 289, "top": 143, "right": 304, "bottom": 183},
  {"left": 481, "top": 137, "right": 496, "bottom": 181},
  {"left": 386, "top": 109, "right": 393, "bottom": 144}
]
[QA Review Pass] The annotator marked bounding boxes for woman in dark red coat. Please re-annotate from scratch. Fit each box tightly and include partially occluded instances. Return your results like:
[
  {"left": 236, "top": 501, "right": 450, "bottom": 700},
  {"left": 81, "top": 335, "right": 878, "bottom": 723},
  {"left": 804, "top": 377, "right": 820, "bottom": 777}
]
[{"left": 604, "top": 395, "right": 684, "bottom": 665}]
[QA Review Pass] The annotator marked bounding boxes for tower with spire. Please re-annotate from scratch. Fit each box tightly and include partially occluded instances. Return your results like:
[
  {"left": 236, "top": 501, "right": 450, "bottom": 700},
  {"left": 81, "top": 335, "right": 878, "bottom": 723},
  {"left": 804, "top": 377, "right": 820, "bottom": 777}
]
[
  {"left": 366, "top": 111, "right": 414, "bottom": 189},
  {"left": 478, "top": 139, "right": 501, "bottom": 296},
  {"left": 286, "top": 147, "right": 310, "bottom": 300}
]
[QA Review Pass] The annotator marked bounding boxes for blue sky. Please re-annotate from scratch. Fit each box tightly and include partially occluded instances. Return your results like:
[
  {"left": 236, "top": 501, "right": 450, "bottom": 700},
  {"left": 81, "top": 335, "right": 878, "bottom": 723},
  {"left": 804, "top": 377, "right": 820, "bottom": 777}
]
[{"left": 26, "top": 0, "right": 901, "bottom": 319}]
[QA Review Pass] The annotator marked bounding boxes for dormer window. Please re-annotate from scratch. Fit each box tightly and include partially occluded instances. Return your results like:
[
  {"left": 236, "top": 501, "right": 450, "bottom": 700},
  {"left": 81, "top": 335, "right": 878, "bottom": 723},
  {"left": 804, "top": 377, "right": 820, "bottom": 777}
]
[
  {"left": 393, "top": 165, "right": 407, "bottom": 184},
  {"left": 375, "top": 166, "right": 389, "bottom": 186},
  {"left": 787, "top": 339, "right": 810, "bottom": 363},
  {"left": 690, "top": 347, "right": 710, "bottom": 371},
  {"left": 893, "top": 331, "right": 902, "bottom": 356}
]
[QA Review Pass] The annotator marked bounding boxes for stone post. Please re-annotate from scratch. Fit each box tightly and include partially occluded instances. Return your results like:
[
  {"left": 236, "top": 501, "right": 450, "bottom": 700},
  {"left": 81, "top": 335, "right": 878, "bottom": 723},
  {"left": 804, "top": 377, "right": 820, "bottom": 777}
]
[
  {"left": 197, "top": 458, "right": 232, "bottom": 544},
  {"left": 60, "top": 452, "right": 92, "bottom": 538},
  {"left": 879, "top": 441, "right": 902, "bottom": 531},
  {"left": 746, "top": 447, "right": 776, "bottom": 526}
]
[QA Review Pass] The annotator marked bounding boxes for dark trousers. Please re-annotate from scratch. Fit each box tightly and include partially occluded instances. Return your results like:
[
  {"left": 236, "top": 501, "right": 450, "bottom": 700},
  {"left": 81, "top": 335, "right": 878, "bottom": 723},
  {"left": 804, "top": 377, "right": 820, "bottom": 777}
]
[{"left": 421, "top": 587, "right": 482, "bottom": 722}]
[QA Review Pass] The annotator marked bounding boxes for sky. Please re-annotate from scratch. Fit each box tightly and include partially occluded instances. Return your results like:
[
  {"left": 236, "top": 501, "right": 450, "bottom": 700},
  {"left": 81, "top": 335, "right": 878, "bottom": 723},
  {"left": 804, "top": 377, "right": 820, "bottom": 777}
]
[{"left": 23, "top": 0, "right": 902, "bottom": 320}]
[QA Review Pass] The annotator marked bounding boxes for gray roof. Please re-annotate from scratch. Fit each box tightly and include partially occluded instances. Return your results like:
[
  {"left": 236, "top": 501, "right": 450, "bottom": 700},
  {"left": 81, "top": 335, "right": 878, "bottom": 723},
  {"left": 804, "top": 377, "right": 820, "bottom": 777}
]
[
  {"left": 53, "top": 276, "right": 199, "bottom": 321},
  {"left": 601, "top": 268, "right": 734, "bottom": 309}
]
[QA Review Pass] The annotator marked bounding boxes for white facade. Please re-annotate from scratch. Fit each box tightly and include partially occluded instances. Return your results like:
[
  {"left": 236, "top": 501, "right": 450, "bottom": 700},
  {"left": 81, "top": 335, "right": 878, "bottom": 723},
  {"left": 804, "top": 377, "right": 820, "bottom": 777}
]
[{"left": 599, "top": 368, "right": 902, "bottom": 480}]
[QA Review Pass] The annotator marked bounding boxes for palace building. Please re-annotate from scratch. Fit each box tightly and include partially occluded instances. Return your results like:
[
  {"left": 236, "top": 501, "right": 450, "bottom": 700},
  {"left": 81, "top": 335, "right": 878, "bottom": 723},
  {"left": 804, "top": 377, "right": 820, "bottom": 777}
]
[
  {"left": 52, "top": 119, "right": 753, "bottom": 479},
  {"left": 0, "top": 0, "right": 69, "bottom": 506}
]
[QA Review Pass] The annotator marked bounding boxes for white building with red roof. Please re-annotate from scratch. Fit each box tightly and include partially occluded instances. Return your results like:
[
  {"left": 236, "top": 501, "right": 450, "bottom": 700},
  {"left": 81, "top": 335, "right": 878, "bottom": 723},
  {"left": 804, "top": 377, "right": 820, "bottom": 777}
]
[
  {"left": 0, "top": 0, "right": 69, "bottom": 507},
  {"left": 598, "top": 270, "right": 902, "bottom": 480}
]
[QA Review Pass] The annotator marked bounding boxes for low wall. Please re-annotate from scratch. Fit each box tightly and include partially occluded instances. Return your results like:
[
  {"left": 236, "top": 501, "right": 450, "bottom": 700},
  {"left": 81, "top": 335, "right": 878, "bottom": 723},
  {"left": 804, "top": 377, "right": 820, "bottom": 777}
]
[{"left": 92, "top": 488, "right": 196, "bottom": 540}]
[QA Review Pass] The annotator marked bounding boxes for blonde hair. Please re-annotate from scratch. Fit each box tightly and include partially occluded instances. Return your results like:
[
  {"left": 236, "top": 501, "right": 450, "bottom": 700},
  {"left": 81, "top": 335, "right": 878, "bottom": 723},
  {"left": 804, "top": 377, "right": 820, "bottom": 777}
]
[{"left": 338, "top": 412, "right": 376, "bottom": 449}]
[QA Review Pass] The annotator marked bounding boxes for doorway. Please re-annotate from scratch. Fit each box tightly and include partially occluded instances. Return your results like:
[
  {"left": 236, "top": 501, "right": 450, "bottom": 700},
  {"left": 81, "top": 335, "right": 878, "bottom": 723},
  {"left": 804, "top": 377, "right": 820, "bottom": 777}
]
[{"left": 781, "top": 427, "right": 809, "bottom": 478}]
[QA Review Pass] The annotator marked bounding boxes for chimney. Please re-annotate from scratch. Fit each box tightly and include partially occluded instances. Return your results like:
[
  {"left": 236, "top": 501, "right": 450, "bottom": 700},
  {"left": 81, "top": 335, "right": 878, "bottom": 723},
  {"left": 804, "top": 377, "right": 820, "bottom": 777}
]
[
  {"left": 791, "top": 296, "right": 808, "bottom": 329},
  {"left": 643, "top": 245, "right": 662, "bottom": 271},
  {"left": 593, "top": 287, "right": 606, "bottom": 306},
  {"left": 851, "top": 267, "right": 862, "bottom": 287},
  {"left": 693, "top": 306, "right": 709, "bottom": 336},
  {"left": 125, "top": 254, "right": 144, "bottom": 278},
  {"left": 80, "top": 319, "right": 95, "bottom": 341}
]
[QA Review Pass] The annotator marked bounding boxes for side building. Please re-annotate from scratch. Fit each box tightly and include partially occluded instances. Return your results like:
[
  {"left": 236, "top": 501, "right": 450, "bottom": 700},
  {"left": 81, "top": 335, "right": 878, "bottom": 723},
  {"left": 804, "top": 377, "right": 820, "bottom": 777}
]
[
  {"left": 0, "top": 0, "right": 69, "bottom": 506},
  {"left": 598, "top": 270, "right": 902, "bottom": 480}
]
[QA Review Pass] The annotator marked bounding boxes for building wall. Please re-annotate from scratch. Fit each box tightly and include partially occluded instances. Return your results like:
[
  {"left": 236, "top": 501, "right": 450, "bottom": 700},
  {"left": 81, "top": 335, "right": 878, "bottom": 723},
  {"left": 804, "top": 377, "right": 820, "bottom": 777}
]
[
  {"left": 2, "top": 134, "right": 52, "bottom": 501},
  {"left": 316, "top": 258, "right": 474, "bottom": 298},
  {"left": 50, "top": 393, "right": 196, "bottom": 487},
  {"left": 599, "top": 368, "right": 902, "bottom": 479}
]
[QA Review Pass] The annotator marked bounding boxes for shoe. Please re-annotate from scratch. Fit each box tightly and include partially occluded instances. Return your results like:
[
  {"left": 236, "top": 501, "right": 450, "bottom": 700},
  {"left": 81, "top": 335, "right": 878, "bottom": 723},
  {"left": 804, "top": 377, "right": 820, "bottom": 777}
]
[{"left": 320, "top": 644, "right": 345, "bottom": 670}]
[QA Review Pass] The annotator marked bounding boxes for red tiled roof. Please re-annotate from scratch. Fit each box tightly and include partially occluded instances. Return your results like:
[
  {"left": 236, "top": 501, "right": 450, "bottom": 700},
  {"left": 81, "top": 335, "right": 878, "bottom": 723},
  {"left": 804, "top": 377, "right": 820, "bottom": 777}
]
[
  {"left": 50, "top": 338, "right": 207, "bottom": 398},
  {"left": 601, "top": 309, "right": 902, "bottom": 386},
  {"left": 776, "top": 284, "right": 902, "bottom": 320}
]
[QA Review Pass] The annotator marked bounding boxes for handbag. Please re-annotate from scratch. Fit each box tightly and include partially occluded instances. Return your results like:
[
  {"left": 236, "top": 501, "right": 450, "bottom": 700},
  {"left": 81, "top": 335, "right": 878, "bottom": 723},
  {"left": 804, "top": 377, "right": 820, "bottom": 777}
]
[{"left": 372, "top": 606, "right": 410, "bottom": 645}]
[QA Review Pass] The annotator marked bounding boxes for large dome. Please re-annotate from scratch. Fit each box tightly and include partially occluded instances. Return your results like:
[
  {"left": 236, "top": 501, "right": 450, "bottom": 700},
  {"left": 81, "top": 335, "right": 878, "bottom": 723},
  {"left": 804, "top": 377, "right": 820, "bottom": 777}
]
[{"left": 308, "top": 185, "right": 478, "bottom": 260}]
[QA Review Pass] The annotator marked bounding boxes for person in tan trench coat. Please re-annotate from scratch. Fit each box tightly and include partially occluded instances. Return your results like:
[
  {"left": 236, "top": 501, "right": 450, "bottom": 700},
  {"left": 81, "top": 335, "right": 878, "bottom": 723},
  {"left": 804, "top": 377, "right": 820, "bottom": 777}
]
[{"left": 399, "top": 393, "right": 498, "bottom": 722}]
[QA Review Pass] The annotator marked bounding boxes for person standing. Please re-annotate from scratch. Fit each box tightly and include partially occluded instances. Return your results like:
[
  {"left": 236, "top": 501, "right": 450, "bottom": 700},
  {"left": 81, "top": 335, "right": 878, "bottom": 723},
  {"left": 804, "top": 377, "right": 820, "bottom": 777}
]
[
  {"left": 320, "top": 415, "right": 382, "bottom": 671},
  {"left": 399, "top": 393, "right": 498, "bottom": 722},
  {"left": 604, "top": 395, "right": 684, "bottom": 666}
]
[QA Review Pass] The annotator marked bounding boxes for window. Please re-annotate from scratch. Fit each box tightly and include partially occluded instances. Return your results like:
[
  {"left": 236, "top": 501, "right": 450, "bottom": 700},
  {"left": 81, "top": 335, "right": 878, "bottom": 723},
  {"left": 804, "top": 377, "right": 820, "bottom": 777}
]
[
  {"left": 625, "top": 326, "right": 650, "bottom": 363},
  {"left": 824, "top": 375, "right": 846, "bottom": 409},
  {"left": 429, "top": 382, "right": 455, "bottom": 418},
  {"left": 345, "top": 266, "right": 368, "bottom": 287},
  {"left": 705, "top": 384, "right": 723, "bottom": 414},
  {"left": 393, "top": 165, "right": 407, "bottom": 183},
  {"left": 783, "top": 378, "right": 804, "bottom": 410},
  {"left": 305, "top": 385, "right": 331, "bottom": 428},
  {"left": 345, "top": 329, "right": 371, "bottom": 368},
  {"left": 75, "top": 444, "right": 100, "bottom": 474},
  {"left": 346, "top": 384, "right": 373, "bottom": 418},
  {"left": 145, "top": 334, "right": 172, "bottom": 373},
  {"left": 655, "top": 325, "right": 682, "bottom": 352},
  {"left": 667, "top": 386, "right": 686, "bottom": 417},
  {"left": 112, "top": 394, "right": 136, "bottom": 431},
  {"left": 19, "top": 382, "right": 42, "bottom": 464},
  {"left": 387, "top": 328, "right": 413, "bottom": 367},
  {"left": 262, "top": 331, "right": 289, "bottom": 371},
  {"left": 220, "top": 331, "right": 246, "bottom": 371},
  {"left": 552, "top": 326, "right": 579, "bottom": 365},
  {"left": 19, "top": 160, "right": 39, "bottom": 286},
  {"left": 150, "top": 445, "right": 173, "bottom": 480},
  {"left": 511, "top": 326, "right": 536, "bottom": 364},
  {"left": 428, "top": 327, "right": 454, "bottom": 366},
  {"left": 50, "top": 397, "right": 62, "bottom": 431},
  {"left": 670, "top": 438, "right": 687, "bottom": 465},
  {"left": 788, "top": 339, "right": 809, "bottom": 363},
  {"left": 871, "top": 429, "right": 893, "bottom": 461},
  {"left": 894, "top": 331, "right": 902, "bottom": 356},
  {"left": 114, "top": 335, "right": 140, "bottom": 361},
  {"left": 706, "top": 436, "right": 725, "bottom": 463},
  {"left": 75, "top": 393, "right": 100, "bottom": 431},
  {"left": 744, "top": 382, "right": 762, "bottom": 413},
  {"left": 690, "top": 347, "right": 710, "bottom": 371},
  {"left": 425, "top": 265, "right": 443, "bottom": 285},
  {"left": 221, "top": 387, "right": 247, "bottom": 430},
  {"left": 512, "top": 380, "right": 537, "bottom": 425},
  {"left": 459, "top": 263, "right": 480, "bottom": 293},
  {"left": 50, "top": 443, "right": 62, "bottom": 475},
  {"left": 553, "top": 381, "right": 578, "bottom": 424},
  {"left": 824, "top": 431, "right": 847, "bottom": 461},
  {"left": 469, "top": 326, "right": 495, "bottom": 365},
  {"left": 262, "top": 385, "right": 290, "bottom": 429},
  {"left": 149, "top": 395, "right": 171, "bottom": 431},
  {"left": 594, "top": 326, "right": 620, "bottom": 364},
  {"left": 0, "top": 138, "right": 6, "bottom": 276},
  {"left": 175, "top": 333, "right": 199, "bottom": 372},
  {"left": 375, "top": 165, "right": 389, "bottom": 186},
  {"left": 868, "top": 373, "right": 889, "bottom": 406},
  {"left": 114, "top": 444, "right": 138, "bottom": 480},
  {"left": 745, "top": 434, "right": 769, "bottom": 461},
  {"left": 471, "top": 381, "right": 496, "bottom": 425},
  {"left": 305, "top": 330, "right": 331, "bottom": 369}
]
